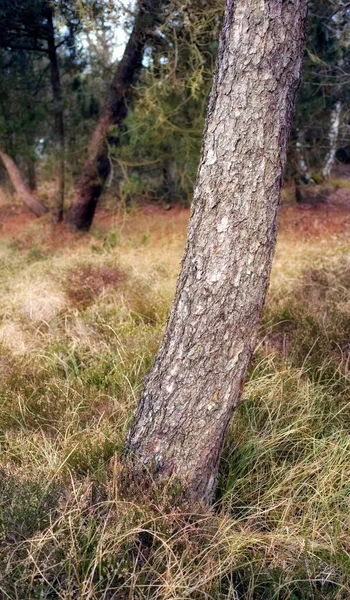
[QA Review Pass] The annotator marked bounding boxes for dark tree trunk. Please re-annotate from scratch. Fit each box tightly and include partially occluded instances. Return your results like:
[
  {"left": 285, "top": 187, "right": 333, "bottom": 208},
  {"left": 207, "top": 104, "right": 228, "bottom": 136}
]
[
  {"left": 26, "top": 156, "right": 37, "bottom": 192},
  {"left": 125, "top": 0, "right": 308, "bottom": 504},
  {"left": 66, "top": 0, "right": 164, "bottom": 232},
  {"left": 45, "top": 3, "right": 65, "bottom": 223},
  {"left": 294, "top": 178, "right": 305, "bottom": 204},
  {"left": 162, "top": 159, "right": 177, "bottom": 203},
  {"left": 0, "top": 149, "right": 48, "bottom": 217}
]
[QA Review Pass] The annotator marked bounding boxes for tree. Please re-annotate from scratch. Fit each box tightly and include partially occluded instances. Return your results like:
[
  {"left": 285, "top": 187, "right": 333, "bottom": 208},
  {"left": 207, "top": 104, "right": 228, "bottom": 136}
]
[
  {"left": 0, "top": 0, "right": 83, "bottom": 220},
  {"left": 323, "top": 100, "right": 342, "bottom": 178},
  {"left": 0, "top": 48, "right": 51, "bottom": 213},
  {"left": 66, "top": 0, "right": 165, "bottom": 231},
  {"left": 0, "top": 149, "right": 48, "bottom": 217},
  {"left": 125, "top": 0, "right": 308, "bottom": 504},
  {"left": 44, "top": 2, "right": 65, "bottom": 222},
  {"left": 114, "top": 0, "right": 222, "bottom": 206},
  {"left": 290, "top": 0, "right": 350, "bottom": 186},
  {"left": 322, "top": 0, "right": 350, "bottom": 178}
]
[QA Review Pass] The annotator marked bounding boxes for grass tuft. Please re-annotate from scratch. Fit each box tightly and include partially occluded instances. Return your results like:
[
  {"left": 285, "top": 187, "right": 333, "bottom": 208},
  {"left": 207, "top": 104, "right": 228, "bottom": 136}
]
[{"left": 0, "top": 204, "right": 349, "bottom": 598}]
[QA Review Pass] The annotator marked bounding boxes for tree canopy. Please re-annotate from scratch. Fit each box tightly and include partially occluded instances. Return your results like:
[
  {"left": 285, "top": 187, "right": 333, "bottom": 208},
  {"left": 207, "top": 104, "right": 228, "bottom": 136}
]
[{"left": 0, "top": 0, "right": 349, "bottom": 215}]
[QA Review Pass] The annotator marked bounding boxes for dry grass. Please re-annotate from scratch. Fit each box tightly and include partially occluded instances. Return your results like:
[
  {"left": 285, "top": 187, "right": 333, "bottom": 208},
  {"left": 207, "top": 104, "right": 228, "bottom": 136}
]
[{"left": 0, "top": 197, "right": 349, "bottom": 598}]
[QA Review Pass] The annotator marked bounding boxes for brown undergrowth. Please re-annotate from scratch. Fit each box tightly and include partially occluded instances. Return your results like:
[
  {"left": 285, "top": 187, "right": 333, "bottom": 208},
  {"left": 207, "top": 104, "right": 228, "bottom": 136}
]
[
  {"left": 0, "top": 185, "right": 350, "bottom": 598},
  {"left": 64, "top": 265, "right": 125, "bottom": 309}
]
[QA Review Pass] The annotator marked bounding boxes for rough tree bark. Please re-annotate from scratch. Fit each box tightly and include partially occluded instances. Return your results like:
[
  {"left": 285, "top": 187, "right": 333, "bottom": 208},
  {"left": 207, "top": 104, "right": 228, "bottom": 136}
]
[
  {"left": 0, "top": 149, "right": 48, "bottom": 217},
  {"left": 45, "top": 3, "right": 65, "bottom": 223},
  {"left": 125, "top": 0, "right": 308, "bottom": 504},
  {"left": 66, "top": 0, "right": 164, "bottom": 232}
]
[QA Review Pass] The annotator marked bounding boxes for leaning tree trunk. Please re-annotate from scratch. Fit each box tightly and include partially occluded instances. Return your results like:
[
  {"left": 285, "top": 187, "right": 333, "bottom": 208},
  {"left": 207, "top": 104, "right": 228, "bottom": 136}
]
[
  {"left": 66, "top": 0, "right": 164, "bottom": 232},
  {"left": 125, "top": 0, "right": 308, "bottom": 504},
  {"left": 0, "top": 149, "right": 48, "bottom": 217},
  {"left": 46, "top": 3, "right": 65, "bottom": 223}
]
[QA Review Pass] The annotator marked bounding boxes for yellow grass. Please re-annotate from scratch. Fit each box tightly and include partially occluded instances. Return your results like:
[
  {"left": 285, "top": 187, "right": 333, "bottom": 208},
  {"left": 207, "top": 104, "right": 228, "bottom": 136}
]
[{"left": 0, "top": 198, "right": 349, "bottom": 598}]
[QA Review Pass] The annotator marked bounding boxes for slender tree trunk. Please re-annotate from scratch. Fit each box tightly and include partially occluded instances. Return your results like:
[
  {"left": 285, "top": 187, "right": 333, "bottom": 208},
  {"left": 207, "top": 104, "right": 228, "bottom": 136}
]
[
  {"left": 26, "top": 156, "right": 37, "bottom": 192},
  {"left": 322, "top": 101, "right": 341, "bottom": 179},
  {"left": 125, "top": 0, "right": 308, "bottom": 504},
  {"left": 66, "top": 0, "right": 164, "bottom": 232},
  {"left": 46, "top": 3, "right": 65, "bottom": 223},
  {"left": 295, "top": 129, "right": 312, "bottom": 185},
  {"left": 294, "top": 178, "right": 304, "bottom": 204},
  {"left": 322, "top": 1, "right": 347, "bottom": 179},
  {"left": 294, "top": 129, "right": 313, "bottom": 204},
  {"left": 0, "top": 149, "right": 48, "bottom": 217},
  {"left": 162, "top": 159, "right": 177, "bottom": 203}
]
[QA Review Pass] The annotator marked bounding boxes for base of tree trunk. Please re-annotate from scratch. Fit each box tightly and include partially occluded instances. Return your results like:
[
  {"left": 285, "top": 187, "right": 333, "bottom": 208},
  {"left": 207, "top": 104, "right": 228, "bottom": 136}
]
[
  {"left": 66, "top": 195, "right": 100, "bottom": 231},
  {"left": 52, "top": 209, "right": 64, "bottom": 224},
  {"left": 67, "top": 157, "right": 110, "bottom": 231},
  {"left": 117, "top": 457, "right": 206, "bottom": 511},
  {"left": 295, "top": 180, "right": 331, "bottom": 205}
]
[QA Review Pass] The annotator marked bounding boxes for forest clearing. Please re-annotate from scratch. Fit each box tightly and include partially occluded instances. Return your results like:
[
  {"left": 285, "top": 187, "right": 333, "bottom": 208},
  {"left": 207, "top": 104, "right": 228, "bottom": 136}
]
[
  {"left": 1, "top": 0, "right": 350, "bottom": 597},
  {"left": 1, "top": 174, "right": 350, "bottom": 597}
]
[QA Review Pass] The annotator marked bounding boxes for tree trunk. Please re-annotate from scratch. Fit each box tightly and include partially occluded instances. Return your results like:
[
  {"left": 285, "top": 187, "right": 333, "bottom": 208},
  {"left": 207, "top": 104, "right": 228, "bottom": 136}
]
[
  {"left": 125, "top": 0, "right": 308, "bottom": 504},
  {"left": 322, "top": 101, "right": 341, "bottom": 179},
  {"left": 66, "top": 0, "right": 164, "bottom": 232},
  {"left": 322, "top": 1, "right": 347, "bottom": 179},
  {"left": 162, "top": 159, "right": 177, "bottom": 203},
  {"left": 294, "top": 129, "right": 313, "bottom": 204},
  {"left": 294, "top": 178, "right": 304, "bottom": 204},
  {"left": 295, "top": 129, "right": 313, "bottom": 185},
  {"left": 26, "top": 155, "right": 37, "bottom": 192},
  {"left": 0, "top": 149, "right": 48, "bottom": 217},
  {"left": 46, "top": 3, "right": 65, "bottom": 223}
]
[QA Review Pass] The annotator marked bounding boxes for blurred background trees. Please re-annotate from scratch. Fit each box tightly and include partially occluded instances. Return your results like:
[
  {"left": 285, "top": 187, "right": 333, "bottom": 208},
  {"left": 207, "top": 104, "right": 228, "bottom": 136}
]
[
  {"left": 291, "top": 0, "right": 350, "bottom": 192},
  {"left": 0, "top": 0, "right": 349, "bottom": 225}
]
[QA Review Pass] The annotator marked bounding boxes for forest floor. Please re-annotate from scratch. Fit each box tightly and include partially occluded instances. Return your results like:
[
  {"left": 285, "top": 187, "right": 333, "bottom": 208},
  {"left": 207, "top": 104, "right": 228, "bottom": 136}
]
[{"left": 0, "top": 176, "right": 350, "bottom": 599}]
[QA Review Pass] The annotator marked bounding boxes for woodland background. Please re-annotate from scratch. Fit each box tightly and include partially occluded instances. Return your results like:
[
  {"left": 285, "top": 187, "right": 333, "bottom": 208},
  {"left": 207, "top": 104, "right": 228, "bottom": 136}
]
[
  {"left": 0, "top": 0, "right": 349, "bottom": 212},
  {"left": 0, "top": 1, "right": 350, "bottom": 599}
]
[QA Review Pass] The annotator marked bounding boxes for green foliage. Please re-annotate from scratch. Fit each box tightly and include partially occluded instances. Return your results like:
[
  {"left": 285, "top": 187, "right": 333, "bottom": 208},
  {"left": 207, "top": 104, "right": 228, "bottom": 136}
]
[
  {"left": 102, "top": 228, "right": 121, "bottom": 250},
  {"left": 0, "top": 50, "right": 49, "bottom": 158},
  {"left": 114, "top": 0, "right": 222, "bottom": 205},
  {"left": 310, "top": 171, "right": 324, "bottom": 185},
  {"left": 0, "top": 0, "right": 348, "bottom": 204}
]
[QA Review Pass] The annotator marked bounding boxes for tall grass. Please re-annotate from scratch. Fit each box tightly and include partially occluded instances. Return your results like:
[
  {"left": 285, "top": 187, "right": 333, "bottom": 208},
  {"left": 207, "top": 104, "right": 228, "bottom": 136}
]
[{"left": 0, "top": 206, "right": 349, "bottom": 598}]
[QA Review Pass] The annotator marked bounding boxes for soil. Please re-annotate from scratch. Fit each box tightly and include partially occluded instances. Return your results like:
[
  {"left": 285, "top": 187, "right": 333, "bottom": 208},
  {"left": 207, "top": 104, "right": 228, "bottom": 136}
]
[
  {"left": 0, "top": 204, "right": 35, "bottom": 235},
  {"left": 0, "top": 172, "right": 349, "bottom": 242},
  {"left": 279, "top": 186, "right": 350, "bottom": 238}
]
